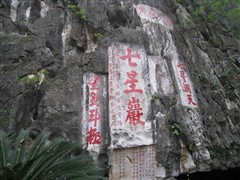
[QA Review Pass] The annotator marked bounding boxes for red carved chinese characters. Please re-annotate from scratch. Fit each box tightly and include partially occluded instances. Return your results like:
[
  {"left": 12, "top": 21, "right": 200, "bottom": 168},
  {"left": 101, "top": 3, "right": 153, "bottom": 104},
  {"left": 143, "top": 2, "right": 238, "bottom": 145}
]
[
  {"left": 89, "top": 91, "right": 99, "bottom": 106},
  {"left": 119, "top": 47, "right": 145, "bottom": 127},
  {"left": 86, "top": 127, "right": 102, "bottom": 144},
  {"left": 88, "top": 75, "right": 100, "bottom": 90},
  {"left": 123, "top": 71, "right": 143, "bottom": 94},
  {"left": 177, "top": 61, "right": 197, "bottom": 107},
  {"left": 138, "top": 4, "right": 146, "bottom": 14},
  {"left": 126, "top": 97, "right": 145, "bottom": 126},
  {"left": 120, "top": 48, "right": 140, "bottom": 67},
  {"left": 187, "top": 94, "right": 197, "bottom": 106},
  {"left": 86, "top": 75, "right": 102, "bottom": 144},
  {"left": 89, "top": 108, "right": 101, "bottom": 127}
]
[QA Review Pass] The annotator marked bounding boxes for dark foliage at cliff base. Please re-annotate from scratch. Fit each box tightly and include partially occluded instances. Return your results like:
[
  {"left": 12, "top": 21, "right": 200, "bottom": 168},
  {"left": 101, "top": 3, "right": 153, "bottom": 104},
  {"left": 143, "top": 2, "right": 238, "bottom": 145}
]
[{"left": 0, "top": 129, "right": 105, "bottom": 180}]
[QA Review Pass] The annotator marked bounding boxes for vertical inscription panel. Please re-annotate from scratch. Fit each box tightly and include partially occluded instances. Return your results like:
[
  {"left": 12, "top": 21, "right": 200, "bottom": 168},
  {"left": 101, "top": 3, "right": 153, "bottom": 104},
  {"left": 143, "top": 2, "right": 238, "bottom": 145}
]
[
  {"left": 135, "top": 4, "right": 173, "bottom": 30},
  {"left": 172, "top": 60, "right": 198, "bottom": 108},
  {"left": 108, "top": 43, "right": 153, "bottom": 148},
  {"left": 82, "top": 73, "right": 107, "bottom": 153},
  {"left": 110, "top": 145, "right": 156, "bottom": 180}
]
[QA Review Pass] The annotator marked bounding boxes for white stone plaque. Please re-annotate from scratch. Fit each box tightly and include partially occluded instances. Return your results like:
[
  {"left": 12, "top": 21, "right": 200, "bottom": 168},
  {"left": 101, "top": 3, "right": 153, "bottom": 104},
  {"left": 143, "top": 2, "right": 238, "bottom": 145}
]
[
  {"left": 172, "top": 59, "right": 198, "bottom": 108},
  {"left": 108, "top": 42, "right": 153, "bottom": 148},
  {"left": 135, "top": 4, "right": 173, "bottom": 30},
  {"left": 110, "top": 145, "right": 156, "bottom": 180},
  {"left": 82, "top": 73, "right": 107, "bottom": 153}
]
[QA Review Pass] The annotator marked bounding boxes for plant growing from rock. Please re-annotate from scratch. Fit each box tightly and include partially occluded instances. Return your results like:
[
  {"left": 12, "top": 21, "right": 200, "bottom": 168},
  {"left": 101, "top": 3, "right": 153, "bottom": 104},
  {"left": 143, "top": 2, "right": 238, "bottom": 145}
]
[
  {"left": 192, "top": 0, "right": 240, "bottom": 39},
  {"left": 68, "top": 5, "right": 87, "bottom": 21},
  {"left": 171, "top": 122, "right": 180, "bottom": 136},
  {"left": 0, "top": 129, "right": 105, "bottom": 180}
]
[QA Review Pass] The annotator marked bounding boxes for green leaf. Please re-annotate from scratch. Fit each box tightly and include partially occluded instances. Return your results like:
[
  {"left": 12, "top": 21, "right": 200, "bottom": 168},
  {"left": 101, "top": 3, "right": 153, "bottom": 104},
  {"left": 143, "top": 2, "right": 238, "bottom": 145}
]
[
  {"left": 27, "top": 130, "right": 50, "bottom": 161},
  {"left": 0, "top": 130, "right": 10, "bottom": 168},
  {"left": 44, "top": 155, "right": 101, "bottom": 179},
  {"left": 11, "top": 129, "right": 30, "bottom": 166},
  {"left": 27, "top": 141, "right": 77, "bottom": 180}
]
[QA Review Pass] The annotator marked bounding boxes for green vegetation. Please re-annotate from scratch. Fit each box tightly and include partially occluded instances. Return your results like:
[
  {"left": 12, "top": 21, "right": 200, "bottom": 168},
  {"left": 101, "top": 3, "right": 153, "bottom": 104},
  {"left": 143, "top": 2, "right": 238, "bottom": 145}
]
[
  {"left": 150, "top": 92, "right": 161, "bottom": 104},
  {"left": 0, "top": 129, "right": 104, "bottom": 180},
  {"left": 192, "top": 0, "right": 240, "bottom": 39},
  {"left": 171, "top": 122, "right": 180, "bottom": 136},
  {"left": 94, "top": 32, "right": 102, "bottom": 39},
  {"left": 68, "top": 5, "right": 87, "bottom": 21},
  {"left": 19, "top": 69, "right": 49, "bottom": 85},
  {"left": 20, "top": 74, "right": 40, "bottom": 85}
]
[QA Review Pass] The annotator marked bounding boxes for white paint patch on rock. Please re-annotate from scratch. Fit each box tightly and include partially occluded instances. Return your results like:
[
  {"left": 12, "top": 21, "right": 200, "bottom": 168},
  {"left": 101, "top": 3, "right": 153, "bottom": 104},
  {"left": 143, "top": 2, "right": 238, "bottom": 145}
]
[
  {"left": 148, "top": 56, "right": 174, "bottom": 95},
  {"left": 110, "top": 145, "right": 156, "bottom": 180},
  {"left": 163, "top": 31, "right": 180, "bottom": 60},
  {"left": 171, "top": 59, "right": 198, "bottom": 108},
  {"left": 26, "top": 6, "right": 31, "bottom": 21},
  {"left": 108, "top": 42, "right": 153, "bottom": 149},
  {"left": 40, "top": 1, "right": 49, "bottom": 17},
  {"left": 180, "top": 139, "right": 196, "bottom": 173},
  {"left": 135, "top": 4, "right": 173, "bottom": 30},
  {"left": 10, "top": 0, "right": 19, "bottom": 22},
  {"left": 156, "top": 165, "right": 166, "bottom": 178},
  {"left": 82, "top": 73, "right": 107, "bottom": 155},
  {"left": 62, "top": 12, "right": 72, "bottom": 65}
]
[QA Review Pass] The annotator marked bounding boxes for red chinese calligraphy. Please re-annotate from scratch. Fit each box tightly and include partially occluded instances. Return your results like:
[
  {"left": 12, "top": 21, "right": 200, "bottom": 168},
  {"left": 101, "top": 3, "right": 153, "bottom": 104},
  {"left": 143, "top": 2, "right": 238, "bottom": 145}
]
[
  {"left": 123, "top": 71, "right": 143, "bottom": 94},
  {"left": 86, "top": 127, "right": 102, "bottom": 144},
  {"left": 126, "top": 97, "right": 145, "bottom": 126},
  {"left": 89, "top": 108, "right": 101, "bottom": 127},
  {"left": 149, "top": 8, "right": 158, "bottom": 19},
  {"left": 120, "top": 48, "right": 140, "bottom": 67},
  {"left": 183, "top": 83, "right": 191, "bottom": 94},
  {"left": 177, "top": 62, "right": 183, "bottom": 69},
  {"left": 138, "top": 5, "right": 146, "bottom": 14},
  {"left": 187, "top": 94, "right": 197, "bottom": 106},
  {"left": 180, "top": 70, "right": 187, "bottom": 82},
  {"left": 88, "top": 75, "right": 100, "bottom": 90},
  {"left": 161, "top": 16, "right": 172, "bottom": 28},
  {"left": 89, "top": 91, "right": 99, "bottom": 106}
]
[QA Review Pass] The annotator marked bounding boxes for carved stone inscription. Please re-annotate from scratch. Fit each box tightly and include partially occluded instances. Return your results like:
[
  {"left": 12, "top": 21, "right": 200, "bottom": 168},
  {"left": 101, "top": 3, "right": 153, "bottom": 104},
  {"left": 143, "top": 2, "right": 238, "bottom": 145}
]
[
  {"left": 82, "top": 73, "right": 107, "bottom": 153},
  {"left": 108, "top": 43, "right": 153, "bottom": 148},
  {"left": 110, "top": 145, "right": 156, "bottom": 180}
]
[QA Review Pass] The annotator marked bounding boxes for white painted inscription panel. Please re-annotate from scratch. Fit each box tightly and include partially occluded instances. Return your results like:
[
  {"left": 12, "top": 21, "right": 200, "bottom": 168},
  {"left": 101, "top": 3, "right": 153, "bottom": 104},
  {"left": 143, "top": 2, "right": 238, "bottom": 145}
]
[
  {"left": 108, "top": 42, "right": 153, "bottom": 148},
  {"left": 82, "top": 73, "right": 107, "bottom": 153}
]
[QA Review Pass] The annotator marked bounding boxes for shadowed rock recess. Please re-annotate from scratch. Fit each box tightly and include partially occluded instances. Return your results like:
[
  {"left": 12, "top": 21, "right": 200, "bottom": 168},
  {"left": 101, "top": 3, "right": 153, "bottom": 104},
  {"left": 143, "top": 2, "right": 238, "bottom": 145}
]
[{"left": 0, "top": 0, "right": 239, "bottom": 179}]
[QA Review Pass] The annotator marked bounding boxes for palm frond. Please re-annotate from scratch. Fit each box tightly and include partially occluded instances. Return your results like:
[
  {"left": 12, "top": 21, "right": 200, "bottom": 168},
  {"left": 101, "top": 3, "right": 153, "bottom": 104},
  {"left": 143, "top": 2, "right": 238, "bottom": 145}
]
[
  {"left": 0, "top": 129, "right": 106, "bottom": 180},
  {"left": 0, "top": 130, "right": 10, "bottom": 168},
  {"left": 27, "top": 130, "right": 50, "bottom": 160},
  {"left": 11, "top": 129, "right": 30, "bottom": 166},
  {"left": 26, "top": 141, "right": 77, "bottom": 180}
]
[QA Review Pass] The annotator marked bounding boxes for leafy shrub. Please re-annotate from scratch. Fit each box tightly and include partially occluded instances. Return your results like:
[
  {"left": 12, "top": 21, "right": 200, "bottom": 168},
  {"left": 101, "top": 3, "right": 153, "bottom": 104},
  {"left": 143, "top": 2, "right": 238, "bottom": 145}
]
[
  {"left": 0, "top": 129, "right": 105, "bottom": 180},
  {"left": 192, "top": 0, "right": 240, "bottom": 39}
]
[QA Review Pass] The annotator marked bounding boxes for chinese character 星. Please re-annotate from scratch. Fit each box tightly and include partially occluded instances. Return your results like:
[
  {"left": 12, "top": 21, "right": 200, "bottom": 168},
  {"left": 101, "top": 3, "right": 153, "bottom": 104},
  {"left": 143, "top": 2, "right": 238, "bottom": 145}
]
[{"left": 123, "top": 71, "right": 143, "bottom": 94}]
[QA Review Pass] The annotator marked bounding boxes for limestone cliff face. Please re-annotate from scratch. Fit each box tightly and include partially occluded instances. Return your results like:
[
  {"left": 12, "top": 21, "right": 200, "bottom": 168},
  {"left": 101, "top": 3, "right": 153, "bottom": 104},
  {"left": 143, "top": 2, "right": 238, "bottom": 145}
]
[{"left": 0, "top": 0, "right": 239, "bottom": 179}]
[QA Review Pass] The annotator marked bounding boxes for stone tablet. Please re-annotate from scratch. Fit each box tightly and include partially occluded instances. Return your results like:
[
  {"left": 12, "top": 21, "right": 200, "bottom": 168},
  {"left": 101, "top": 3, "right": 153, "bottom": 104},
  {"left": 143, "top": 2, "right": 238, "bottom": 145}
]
[
  {"left": 172, "top": 60, "right": 198, "bottom": 108},
  {"left": 82, "top": 73, "right": 107, "bottom": 154},
  {"left": 108, "top": 42, "right": 153, "bottom": 148},
  {"left": 135, "top": 4, "right": 173, "bottom": 30},
  {"left": 110, "top": 145, "right": 156, "bottom": 180}
]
